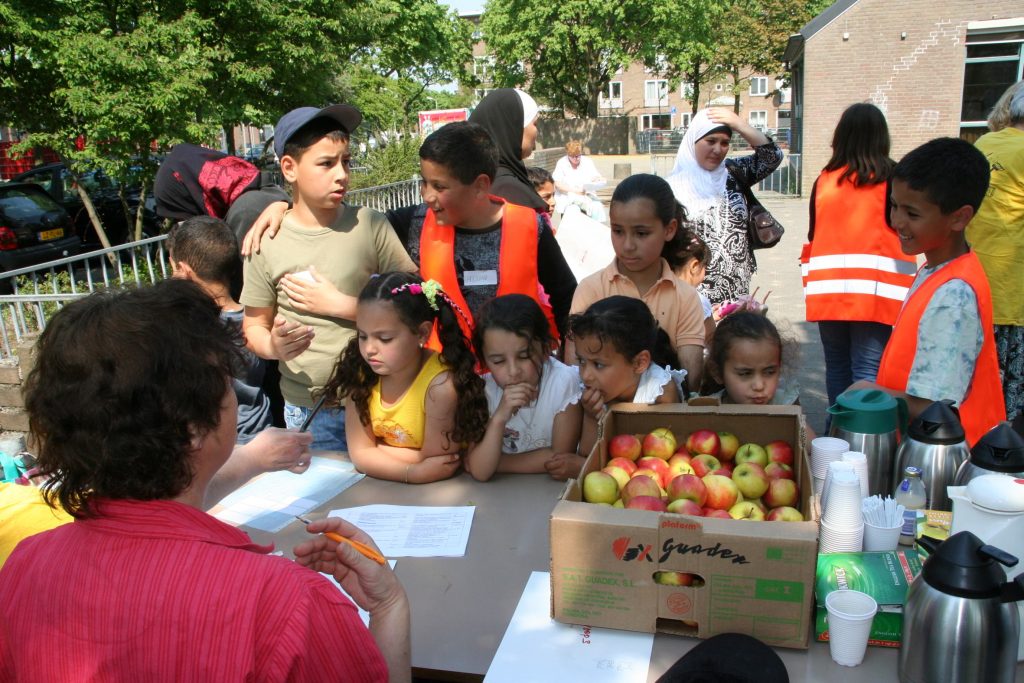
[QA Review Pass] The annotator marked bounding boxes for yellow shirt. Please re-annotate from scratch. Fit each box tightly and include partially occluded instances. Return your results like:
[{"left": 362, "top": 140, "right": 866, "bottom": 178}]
[
  {"left": 968, "top": 126, "right": 1024, "bottom": 326},
  {"left": 370, "top": 353, "right": 447, "bottom": 449},
  {"left": 0, "top": 483, "right": 72, "bottom": 568}
]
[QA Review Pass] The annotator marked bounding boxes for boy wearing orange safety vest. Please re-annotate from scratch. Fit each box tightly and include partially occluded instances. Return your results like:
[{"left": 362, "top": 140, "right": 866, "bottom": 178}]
[
  {"left": 850, "top": 138, "right": 1005, "bottom": 446},
  {"left": 385, "top": 122, "right": 576, "bottom": 347}
]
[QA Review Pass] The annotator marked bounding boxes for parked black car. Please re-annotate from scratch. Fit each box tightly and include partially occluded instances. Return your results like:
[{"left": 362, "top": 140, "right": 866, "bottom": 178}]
[
  {"left": 0, "top": 183, "right": 82, "bottom": 273},
  {"left": 13, "top": 163, "right": 161, "bottom": 246}
]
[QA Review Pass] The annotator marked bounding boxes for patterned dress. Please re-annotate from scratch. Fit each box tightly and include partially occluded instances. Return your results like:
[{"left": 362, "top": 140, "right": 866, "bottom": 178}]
[{"left": 688, "top": 143, "right": 783, "bottom": 305}]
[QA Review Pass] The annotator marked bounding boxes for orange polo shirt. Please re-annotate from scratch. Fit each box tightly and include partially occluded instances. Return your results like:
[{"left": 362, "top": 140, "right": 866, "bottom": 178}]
[{"left": 571, "top": 258, "right": 705, "bottom": 361}]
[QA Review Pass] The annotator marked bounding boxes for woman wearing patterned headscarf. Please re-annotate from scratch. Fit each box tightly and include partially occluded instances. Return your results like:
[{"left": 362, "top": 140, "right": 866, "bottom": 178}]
[{"left": 667, "top": 108, "right": 783, "bottom": 305}]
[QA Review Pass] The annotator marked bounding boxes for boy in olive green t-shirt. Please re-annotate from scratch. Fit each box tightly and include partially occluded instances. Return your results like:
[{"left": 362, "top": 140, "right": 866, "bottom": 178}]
[{"left": 241, "top": 105, "right": 415, "bottom": 450}]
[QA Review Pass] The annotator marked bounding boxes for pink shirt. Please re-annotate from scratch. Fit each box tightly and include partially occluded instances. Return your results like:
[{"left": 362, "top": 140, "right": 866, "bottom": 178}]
[{"left": 0, "top": 498, "right": 387, "bottom": 682}]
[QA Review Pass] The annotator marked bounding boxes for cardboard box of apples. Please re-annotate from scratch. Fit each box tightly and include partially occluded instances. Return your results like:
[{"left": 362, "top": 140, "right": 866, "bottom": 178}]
[{"left": 550, "top": 403, "right": 819, "bottom": 649}]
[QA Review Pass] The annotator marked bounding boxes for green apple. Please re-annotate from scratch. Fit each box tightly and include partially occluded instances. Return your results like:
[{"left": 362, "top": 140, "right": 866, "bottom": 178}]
[
  {"left": 735, "top": 443, "right": 769, "bottom": 467},
  {"left": 582, "top": 471, "right": 619, "bottom": 505}
]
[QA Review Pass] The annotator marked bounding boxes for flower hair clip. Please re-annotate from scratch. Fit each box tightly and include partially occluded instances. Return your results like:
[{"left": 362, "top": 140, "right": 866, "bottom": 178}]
[{"left": 390, "top": 279, "right": 474, "bottom": 331}]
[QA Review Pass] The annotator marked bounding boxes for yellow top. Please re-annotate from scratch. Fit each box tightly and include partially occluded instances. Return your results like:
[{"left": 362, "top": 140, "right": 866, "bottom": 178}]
[
  {"left": 370, "top": 353, "right": 447, "bottom": 449},
  {"left": 968, "top": 126, "right": 1024, "bottom": 326},
  {"left": 0, "top": 482, "right": 72, "bottom": 568}
]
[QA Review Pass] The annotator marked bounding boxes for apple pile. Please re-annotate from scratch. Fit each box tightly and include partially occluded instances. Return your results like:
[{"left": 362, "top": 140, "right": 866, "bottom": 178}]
[{"left": 581, "top": 427, "right": 803, "bottom": 522}]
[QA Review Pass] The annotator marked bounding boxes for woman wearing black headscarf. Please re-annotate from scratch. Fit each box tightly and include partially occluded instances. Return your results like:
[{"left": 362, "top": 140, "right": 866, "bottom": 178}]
[{"left": 468, "top": 89, "right": 549, "bottom": 212}]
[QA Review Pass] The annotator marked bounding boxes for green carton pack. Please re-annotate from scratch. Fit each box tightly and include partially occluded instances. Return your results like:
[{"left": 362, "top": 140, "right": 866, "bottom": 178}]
[{"left": 814, "top": 549, "right": 922, "bottom": 648}]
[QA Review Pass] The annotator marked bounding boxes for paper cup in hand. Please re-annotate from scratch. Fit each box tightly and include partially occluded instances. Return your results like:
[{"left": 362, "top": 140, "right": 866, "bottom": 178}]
[
  {"left": 825, "top": 589, "right": 877, "bottom": 666},
  {"left": 292, "top": 269, "right": 316, "bottom": 283}
]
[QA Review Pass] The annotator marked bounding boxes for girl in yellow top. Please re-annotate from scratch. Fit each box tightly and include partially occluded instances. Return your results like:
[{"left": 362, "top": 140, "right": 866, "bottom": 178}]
[{"left": 322, "top": 273, "right": 488, "bottom": 483}]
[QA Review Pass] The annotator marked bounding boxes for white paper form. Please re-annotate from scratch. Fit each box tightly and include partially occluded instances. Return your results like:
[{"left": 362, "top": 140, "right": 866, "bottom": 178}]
[
  {"left": 321, "top": 561, "right": 397, "bottom": 627},
  {"left": 329, "top": 504, "right": 475, "bottom": 557},
  {"left": 485, "top": 571, "right": 654, "bottom": 683},
  {"left": 213, "top": 457, "right": 364, "bottom": 532}
]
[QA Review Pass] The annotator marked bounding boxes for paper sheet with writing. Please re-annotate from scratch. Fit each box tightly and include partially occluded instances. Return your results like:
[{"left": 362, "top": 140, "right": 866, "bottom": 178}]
[
  {"left": 329, "top": 504, "right": 475, "bottom": 557},
  {"left": 485, "top": 571, "right": 654, "bottom": 683},
  {"left": 321, "top": 561, "right": 397, "bottom": 627},
  {"left": 213, "top": 457, "right": 364, "bottom": 532}
]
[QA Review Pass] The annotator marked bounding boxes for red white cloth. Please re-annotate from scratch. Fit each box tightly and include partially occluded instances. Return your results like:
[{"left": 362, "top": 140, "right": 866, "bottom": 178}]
[{"left": 0, "top": 498, "right": 387, "bottom": 682}]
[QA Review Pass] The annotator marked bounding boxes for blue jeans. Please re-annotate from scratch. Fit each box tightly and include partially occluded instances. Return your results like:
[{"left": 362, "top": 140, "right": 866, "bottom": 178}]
[
  {"left": 818, "top": 321, "right": 893, "bottom": 410},
  {"left": 284, "top": 401, "right": 347, "bottom": 452}
]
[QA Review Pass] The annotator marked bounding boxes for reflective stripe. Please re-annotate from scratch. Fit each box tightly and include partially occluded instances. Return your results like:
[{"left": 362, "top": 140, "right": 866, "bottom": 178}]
[
  {"left": 804, "top": 279, "right": 910, "bottom": 301},
  {"left": 805, "top": 254, "right": 918, "bottom": 275}
]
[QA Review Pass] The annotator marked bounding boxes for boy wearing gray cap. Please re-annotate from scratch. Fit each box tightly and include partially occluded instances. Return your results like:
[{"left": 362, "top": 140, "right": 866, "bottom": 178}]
[{"left": 241, "top": 105, "right": 416, "bottom": 451}]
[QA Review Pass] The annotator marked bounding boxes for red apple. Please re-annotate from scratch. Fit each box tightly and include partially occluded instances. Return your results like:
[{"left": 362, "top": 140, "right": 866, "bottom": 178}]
[
  {"left": 703, "top": 508, "right": 733, "bottom": 519},
  {"left": 732, "top": 462, "right": 770, "bottom": 499},
  {"left": 766, "top": 506, "right": 804, "bottom": 521},
  {"left": 609, "top": 433, "right": 643, "bottom": 461},
  {"left": 735, "top": 443, "right": 769, "bottom": 467},
  {"left": 626, "top": 495, "right": 668, "bottom": 512},
  {"left": 765, "top": 440, "right": 795, "bottom": 466},
  {"left": 642, "top": 427, "right": 677, "bottom": 460},
  {"left": 673, "top": 443, "right": 691, "bottom": 457},
  {"left": 685, "top": 429, "right": 720, "bottom": 457},
  {"left": 764, "top": 462, "right": 794, "bottom": 481},
  {"left": 717, "top": 462, "right": 734, "bottom": 476},
  {"left": 729, "top": 501, "right": 766, "bottom": 520},
  {"left": 654, "top": 570, "right": 696, "bottom": 586},
  {"left": 710, "top": 468, "right": 732, "bottom": 477},
  {"left": 763, "top": 478, "right": 800, "bottom": 509},
  {"left": 667, "top": 473, "right": 708, "bottom": 506},
  {"left": 690, "top": 453, "right": 722, "bottom": 478},
  {"left": 602, "top": 464, "right": 631, "bottom": 490},
  {"left": 636, "top": 456, "right": 671, "bottom": 486},
  {"left": 634, "top": 468, "right": 666, "bottom": 490},
  {"left": 666, "top": 498, "right": 704, "bottom": 516},
  {"left": 606, "top": 456, "right": 638, "bottom": 475},
  {"left": 702, "top": 473, "right": 740, "bottom": 510},
  {"left": 621, "top": 474, "right": 661, "bottom": 505},
  {"left": 582, "top": 471, "right": 620, "bottom": 504},
  {"left": 717, "top": 431, "right": 740, "bottom": 461}
]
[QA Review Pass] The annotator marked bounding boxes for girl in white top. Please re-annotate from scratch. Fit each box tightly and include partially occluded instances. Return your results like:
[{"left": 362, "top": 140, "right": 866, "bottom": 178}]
[
  {"left": 465, "top": 295, "right": 583, "bottom": 482},
  {"left": 570, "top": 296, "right": 681, "bottom": 460}
]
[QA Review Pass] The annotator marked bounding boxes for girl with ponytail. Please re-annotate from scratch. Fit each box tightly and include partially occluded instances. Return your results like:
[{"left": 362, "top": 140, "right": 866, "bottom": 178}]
[{"left": 320, "top": 272, "right": 488, "bottom": 483}]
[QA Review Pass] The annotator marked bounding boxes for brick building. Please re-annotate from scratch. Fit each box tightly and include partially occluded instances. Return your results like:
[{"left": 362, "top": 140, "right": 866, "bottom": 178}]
[
  {"left": 784, "top": 0, "right": 1024, "bottom": 191},
  {"left": 462, "top": 12, "right": 789, "bottom": 138}
]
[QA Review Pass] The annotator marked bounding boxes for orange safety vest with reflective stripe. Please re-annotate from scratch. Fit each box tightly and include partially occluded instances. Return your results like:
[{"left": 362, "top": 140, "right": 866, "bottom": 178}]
[
  {"left": 801, "top": 168, "right": 917, "bottom": 324},
  {"left": 419, "top": 196, "right": 559, "bottom": 349},
  {"left": 875, "top": 251, "right": 1005, "bottom": 446}
]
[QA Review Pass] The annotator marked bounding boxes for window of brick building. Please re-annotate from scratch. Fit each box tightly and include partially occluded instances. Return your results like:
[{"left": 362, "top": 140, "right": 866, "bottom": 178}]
[
  {"left": 600, "top": 81, "right": 623, "bottom": 109},
  {"left": 644, "top": 80, "right": 668, "bottom": 107},
  {"left": 961, "top": 22, "right": 1023, "bottom": 140},
  {"left": 640, "top": 114, "right": 671, "bottom": 130},
  {"left": 750, "top": 77, "right": 768, "bottom": 96},
  {"left": 749, "top": 110, "right": 768, "bottom": 130}
]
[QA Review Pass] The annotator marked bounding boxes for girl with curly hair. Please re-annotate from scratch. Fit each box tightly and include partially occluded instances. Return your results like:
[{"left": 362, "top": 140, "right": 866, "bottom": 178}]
[{"left": 321, "top": 272, "right": 488, "bottom": 483}]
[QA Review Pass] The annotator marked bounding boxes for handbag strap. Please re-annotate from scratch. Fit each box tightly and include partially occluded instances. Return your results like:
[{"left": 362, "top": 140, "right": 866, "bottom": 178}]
[{"left": 726, "top": 164, "right": 763, "bottom": 210}]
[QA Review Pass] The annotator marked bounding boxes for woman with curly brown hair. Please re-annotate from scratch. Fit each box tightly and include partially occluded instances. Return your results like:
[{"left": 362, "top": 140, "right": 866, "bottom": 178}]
[
  {"left": 321, "top": 272, "right": 488, "bottom": 484},
  {"left": 0, "top": 279, "right": 410, "bottom": 682}
]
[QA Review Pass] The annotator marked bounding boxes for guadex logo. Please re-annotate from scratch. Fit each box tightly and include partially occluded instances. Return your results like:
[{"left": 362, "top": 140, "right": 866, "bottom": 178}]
[
  {"left": 611, "top": 537, "right": 654, "bottom": 562},
  {"left": 612, "top": 536, "right": 751, "bottom": 565}
]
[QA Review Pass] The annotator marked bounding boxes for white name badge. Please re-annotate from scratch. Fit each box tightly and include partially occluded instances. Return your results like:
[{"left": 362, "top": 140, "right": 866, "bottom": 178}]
[{"left": 463, "top": 269, "right": 498, "bottom": 287}]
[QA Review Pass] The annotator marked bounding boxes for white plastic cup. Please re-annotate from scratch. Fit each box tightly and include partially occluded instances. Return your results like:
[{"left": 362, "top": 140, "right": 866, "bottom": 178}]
[
  {"left": 841, "top": 451, "right": 870, "bottom": 499},
  {"left": 825, "top": 589, "right": 878, "bottom": 666},
  {"left": 862, "top": 519, "right": 902, "bottom": 552},
  {"left": 812, "top": 437, "right": 850, "bottom": 477},
  {"left": 822, "top": 461, "right": 857, "bottom": 511},
  {"left": 823, "top": 473, "right": 863, "bottom": 527},
  {"left": 819, "top": 518, "right": 864, "bottom": 553}
]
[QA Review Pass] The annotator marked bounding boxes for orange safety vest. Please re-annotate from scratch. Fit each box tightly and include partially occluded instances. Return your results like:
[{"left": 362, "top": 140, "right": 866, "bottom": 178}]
[
  {"left": 419, "top": 196, "right": 559, "bottom": 349},
  {"left": 876, "top": 251, "right": 1005, "bottom": 446},
  {"left": 801, "top": 168, "right": 917, "bottom": 324}
]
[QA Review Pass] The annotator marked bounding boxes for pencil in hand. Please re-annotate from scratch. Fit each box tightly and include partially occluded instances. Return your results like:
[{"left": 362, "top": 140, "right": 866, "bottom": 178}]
[{"left": 294, "top": 515, "right": 387, "bottom": 565}]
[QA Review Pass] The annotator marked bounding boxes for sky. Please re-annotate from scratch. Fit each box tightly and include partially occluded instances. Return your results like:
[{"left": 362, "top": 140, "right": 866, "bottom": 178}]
[{"left": 441, "top": 0, "right": 483, "bottom": 14}]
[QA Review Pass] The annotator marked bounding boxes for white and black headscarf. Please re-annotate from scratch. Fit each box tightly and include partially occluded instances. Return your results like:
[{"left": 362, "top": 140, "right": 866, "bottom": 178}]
[{"left": 667, "top": 110, "right": 732, "bottom": 219}]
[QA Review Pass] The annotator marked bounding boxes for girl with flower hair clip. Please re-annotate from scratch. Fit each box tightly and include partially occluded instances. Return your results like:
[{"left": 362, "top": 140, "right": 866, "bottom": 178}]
[{"left": 320, "top": 272, "right": 488, "bottom": 483}]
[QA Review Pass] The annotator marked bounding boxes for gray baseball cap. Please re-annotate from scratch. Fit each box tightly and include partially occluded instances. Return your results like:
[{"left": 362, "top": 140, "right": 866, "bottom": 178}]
[{"left": 273, "top": 104, "right": 362, "bottom": 159}]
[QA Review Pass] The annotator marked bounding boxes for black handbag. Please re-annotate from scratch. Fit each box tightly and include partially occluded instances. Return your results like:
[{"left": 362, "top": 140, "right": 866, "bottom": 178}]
[{"left": 728, "top": 166, "right": 784, "bottom": 250}]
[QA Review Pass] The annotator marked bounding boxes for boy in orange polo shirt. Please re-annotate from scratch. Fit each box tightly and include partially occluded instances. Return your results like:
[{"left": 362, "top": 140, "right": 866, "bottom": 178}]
[{"left": 851, "top": 138, "right": 1005, "bottom": 445}]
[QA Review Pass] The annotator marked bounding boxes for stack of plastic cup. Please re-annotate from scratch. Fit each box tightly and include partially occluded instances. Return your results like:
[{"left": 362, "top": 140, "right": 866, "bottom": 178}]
[
  {"left": 841, "top": 451, "right": 870, "bottom": 499},
  {"left": 811, "top": 437, "right": 850, "bottom": 495},
  {"left": 821, "top": 460, "right": 857, "bottom": 511},
  {"left": 825, "top": 589, "right": 878, "bottom": 666},
  {"left": 819, "top": 469, "right": 865, "bottom": 553}
]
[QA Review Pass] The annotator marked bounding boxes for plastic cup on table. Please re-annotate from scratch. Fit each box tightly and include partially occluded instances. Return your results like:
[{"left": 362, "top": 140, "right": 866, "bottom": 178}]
[
  {"left": 841, "top": 451, "right": 870, "bottom": 499},
  {"left": 825, "top": 589, "right": 878, "bottom": 666},
  {"left": 822, "top": 471, "right": 864, "bottom": 528},
  {"left": 812, "top": 437, "right": 850, "bottom": 478},
  {"left": 822, "top": 461, "right": 857, "bottom": 511},
  {"left": 862, "top": 519, "right": 902, "bottom": 552}
]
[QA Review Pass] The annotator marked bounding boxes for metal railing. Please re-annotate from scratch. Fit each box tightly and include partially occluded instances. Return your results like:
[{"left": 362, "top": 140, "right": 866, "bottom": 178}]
[
  {"left": 649, "top": 152, "right": 802, "bottom": 196},
  {"left": 0, "top": 236, "right": 171, "bottom": 358},
  {"left": 346, "top": 178, "right": 421, "bottom": 212}
]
